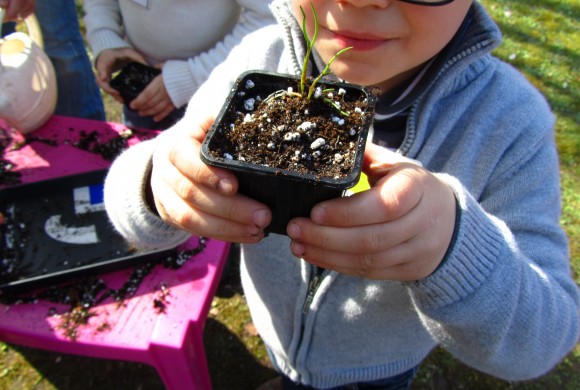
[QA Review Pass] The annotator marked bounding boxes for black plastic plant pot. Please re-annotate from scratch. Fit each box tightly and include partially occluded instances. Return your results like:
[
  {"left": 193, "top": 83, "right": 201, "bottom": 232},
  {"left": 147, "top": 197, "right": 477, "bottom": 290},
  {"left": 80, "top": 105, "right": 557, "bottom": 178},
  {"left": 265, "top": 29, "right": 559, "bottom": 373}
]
[
  {"left": 110, "top": 61, "right": 161, "bottom": 106},
  {"left": 201, "top": 70, "right": 377, "bottom": 235}
]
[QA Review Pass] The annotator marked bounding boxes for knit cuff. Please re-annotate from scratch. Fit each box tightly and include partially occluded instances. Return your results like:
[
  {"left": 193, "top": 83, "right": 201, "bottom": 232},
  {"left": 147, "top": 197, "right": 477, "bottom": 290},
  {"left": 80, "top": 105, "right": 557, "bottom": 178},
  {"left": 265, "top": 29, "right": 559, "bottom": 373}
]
[
  {"left": 162, "top": 60, "right": 197, "bottom": 109},
  {"left": 87, "top": 29, "right": 131, "bottom": 63},
  {"left": 408, "top": 175, "right": 504, "bottom": 309},
  {"left": 104, "top": 138, "right": 190, "bottom": 250}
]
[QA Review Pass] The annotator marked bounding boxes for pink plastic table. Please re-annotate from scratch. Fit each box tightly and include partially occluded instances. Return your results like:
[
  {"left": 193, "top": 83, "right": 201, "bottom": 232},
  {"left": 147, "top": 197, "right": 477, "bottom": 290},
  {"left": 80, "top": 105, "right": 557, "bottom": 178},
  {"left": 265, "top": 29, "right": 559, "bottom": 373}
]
[{"left": 0, "top": 116, "right": 230, "bottom": 390}]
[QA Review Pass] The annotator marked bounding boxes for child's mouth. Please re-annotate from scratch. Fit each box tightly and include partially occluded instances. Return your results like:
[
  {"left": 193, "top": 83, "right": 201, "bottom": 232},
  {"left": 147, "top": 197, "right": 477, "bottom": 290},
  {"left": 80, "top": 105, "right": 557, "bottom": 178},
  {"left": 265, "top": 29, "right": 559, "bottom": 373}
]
[{"left": 332, "top": 31, "right": 389, "bottom": 51}]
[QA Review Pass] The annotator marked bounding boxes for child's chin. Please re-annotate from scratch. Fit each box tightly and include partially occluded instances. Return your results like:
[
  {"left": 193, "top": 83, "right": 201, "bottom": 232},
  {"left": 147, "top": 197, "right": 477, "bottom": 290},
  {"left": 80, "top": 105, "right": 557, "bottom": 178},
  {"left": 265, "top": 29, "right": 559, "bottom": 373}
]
[
  {"left": 337, "top": 72, "right": 379, "bottom": 88},
  {"left": 331, "top": 63, "right": 379, "bottom": 87}
]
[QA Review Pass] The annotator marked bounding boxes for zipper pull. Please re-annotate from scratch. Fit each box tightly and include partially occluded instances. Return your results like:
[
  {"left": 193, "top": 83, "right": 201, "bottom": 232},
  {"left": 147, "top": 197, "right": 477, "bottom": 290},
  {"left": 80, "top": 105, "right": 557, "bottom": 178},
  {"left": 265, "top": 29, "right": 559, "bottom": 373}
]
[{"left": 302, "top": 272, "right": 321, "bottom": 315}]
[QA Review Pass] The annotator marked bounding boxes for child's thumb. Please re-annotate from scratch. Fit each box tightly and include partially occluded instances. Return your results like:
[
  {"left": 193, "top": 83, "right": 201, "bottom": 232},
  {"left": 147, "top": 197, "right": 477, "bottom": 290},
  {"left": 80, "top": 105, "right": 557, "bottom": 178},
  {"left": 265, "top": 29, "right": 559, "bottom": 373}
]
[{"left": 363, "top": 143, "right": 422, "bottom": 186}]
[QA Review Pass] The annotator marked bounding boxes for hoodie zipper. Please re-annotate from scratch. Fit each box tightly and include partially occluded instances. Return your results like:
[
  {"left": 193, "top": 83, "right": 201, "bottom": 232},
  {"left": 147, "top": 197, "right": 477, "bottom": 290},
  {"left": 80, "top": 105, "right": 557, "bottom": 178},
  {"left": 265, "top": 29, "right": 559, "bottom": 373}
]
[
  {"left": 290, "top": 265, "right": 325, "bottom": 383},
  {"left": 302, "top": 266, "right": 325, "bottom": 318}
]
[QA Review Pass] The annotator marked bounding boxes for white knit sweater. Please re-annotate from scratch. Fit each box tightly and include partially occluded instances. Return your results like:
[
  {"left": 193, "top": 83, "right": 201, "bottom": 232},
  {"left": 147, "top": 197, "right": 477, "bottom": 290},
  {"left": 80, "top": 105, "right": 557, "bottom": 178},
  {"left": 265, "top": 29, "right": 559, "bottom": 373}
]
[{"left": 83, "top": 0, "right": 275, "bottom": 108}]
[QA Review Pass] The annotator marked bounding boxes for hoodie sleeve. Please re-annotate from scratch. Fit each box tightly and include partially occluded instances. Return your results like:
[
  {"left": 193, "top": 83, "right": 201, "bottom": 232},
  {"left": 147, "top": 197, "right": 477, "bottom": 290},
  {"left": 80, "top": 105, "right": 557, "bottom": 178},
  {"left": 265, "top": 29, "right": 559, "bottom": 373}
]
[
  {"left": 406, "top": 62, "right": 579, "bottom": 381},
  {"left": 103, "top": 130, "right": 190, "bottom": 250}
]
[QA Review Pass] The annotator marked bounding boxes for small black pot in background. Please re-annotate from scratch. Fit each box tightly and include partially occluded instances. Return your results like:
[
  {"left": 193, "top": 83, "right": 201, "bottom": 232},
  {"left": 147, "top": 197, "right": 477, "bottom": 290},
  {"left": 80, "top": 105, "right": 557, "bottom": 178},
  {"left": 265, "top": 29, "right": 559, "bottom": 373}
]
[
  {"left": 110, "top": 62, "right": 161, "bottom": 106},
  {"left": 201, "top": 71, "right": 376, "bottom": 235}
]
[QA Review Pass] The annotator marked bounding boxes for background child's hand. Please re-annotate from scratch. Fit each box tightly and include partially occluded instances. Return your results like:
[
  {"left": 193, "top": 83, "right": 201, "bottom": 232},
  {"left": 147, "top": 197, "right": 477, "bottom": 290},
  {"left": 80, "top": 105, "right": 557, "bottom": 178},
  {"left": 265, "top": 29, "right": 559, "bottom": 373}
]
[
  {"left": 287, "top": 143, "right": 457, "bottom": 281},
  {"left": 94, "top": 47, "right": 147, "bottom": 103},
  {"left": 149, "top": 116, "right": 271, "bottom": 243},
  {"left": 129, "top": 74, "right": 175, "bottom": 123},
  {"left": 0, "top": 0, "right": 35, "bottom": 21}
]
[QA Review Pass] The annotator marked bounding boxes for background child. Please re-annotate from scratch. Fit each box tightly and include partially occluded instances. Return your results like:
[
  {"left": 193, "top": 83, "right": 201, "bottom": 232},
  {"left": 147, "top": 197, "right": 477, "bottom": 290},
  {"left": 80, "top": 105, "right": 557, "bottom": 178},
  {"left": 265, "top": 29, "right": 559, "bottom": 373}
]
[
  {"left": 104, "top": 0, "right": 579, "bottom": 388},
  {"left": 83, "top": 0, "right": 275, "bottom": 129}
]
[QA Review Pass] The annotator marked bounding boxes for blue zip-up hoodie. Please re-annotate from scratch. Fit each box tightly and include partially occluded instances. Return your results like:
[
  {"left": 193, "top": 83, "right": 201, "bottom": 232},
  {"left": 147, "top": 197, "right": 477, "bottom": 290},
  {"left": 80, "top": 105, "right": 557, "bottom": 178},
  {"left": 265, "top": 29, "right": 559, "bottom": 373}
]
[{"left": 104, "top": 1, "right": 580, "bottom": 388}]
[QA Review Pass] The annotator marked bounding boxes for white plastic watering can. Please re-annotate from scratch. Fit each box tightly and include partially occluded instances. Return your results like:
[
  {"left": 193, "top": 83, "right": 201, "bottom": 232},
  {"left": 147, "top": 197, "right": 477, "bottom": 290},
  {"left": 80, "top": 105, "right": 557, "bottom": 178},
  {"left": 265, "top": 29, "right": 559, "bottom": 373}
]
[{"left": 0, "top": 9, "right": 57, "bottom": 134}]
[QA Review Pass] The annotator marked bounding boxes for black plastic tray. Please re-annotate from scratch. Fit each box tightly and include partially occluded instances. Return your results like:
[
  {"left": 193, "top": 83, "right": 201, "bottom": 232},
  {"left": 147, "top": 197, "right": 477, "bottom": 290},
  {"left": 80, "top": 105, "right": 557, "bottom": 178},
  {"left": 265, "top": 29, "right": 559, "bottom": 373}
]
[{"left": 0, "top": 170, "right": 174, "bottom": 294}]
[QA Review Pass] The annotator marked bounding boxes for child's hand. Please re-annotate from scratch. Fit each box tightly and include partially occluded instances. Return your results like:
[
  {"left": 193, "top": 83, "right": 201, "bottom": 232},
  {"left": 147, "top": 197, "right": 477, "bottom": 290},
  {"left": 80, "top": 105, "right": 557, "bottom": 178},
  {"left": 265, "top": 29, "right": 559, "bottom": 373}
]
[
  {"left": 130, "top": 73, "right": 175, "bottom": 122},
  {"left": 287, "top": 143, "right": 457, "bottom": 281},
  {"left": 0, "top": 0, "right": 35, "bottom": 21},
  {"left": 149, "top": 116, "right": 271, "bottom": 243},
  {"left": 94, "top": 47, "right": 146, "bottom": 103}
]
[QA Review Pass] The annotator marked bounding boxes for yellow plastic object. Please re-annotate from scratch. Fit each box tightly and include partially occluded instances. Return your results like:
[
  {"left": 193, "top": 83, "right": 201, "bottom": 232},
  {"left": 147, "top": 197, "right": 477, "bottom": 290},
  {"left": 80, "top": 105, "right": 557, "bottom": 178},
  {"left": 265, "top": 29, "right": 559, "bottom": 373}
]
[{"left": 351, "top": 172, "right": 371, "bottom": 193}]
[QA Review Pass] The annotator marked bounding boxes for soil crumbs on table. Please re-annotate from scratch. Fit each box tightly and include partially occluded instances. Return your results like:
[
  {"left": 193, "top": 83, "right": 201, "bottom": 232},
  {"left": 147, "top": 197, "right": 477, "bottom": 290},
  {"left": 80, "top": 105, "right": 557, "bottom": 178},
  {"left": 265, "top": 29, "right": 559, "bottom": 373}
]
[
  {"left": 0, "top": 129, "right": 20, "bottom": 186},
  {"left": 0, "top": 238, "right": 207, "bottom": 340},
  {"left": 0, "top": 126, "right": 155, "bottom": 186}
]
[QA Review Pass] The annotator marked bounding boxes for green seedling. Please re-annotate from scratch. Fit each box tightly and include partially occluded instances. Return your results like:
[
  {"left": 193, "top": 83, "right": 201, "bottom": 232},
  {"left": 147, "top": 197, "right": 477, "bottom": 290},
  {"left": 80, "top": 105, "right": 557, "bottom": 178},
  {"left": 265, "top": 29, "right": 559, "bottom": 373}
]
[
  {"left": 300, "top": 3, "right": 353, "bottom": 100},
  {"left": 265, "top": 2, "right": 353, "bottom": 116}
]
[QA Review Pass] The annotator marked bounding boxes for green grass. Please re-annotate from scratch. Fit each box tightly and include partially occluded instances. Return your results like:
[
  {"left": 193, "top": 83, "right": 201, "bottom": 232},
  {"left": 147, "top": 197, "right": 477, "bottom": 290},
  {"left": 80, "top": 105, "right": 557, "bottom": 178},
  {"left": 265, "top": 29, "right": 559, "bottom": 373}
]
[
  {"left": 480, "top": 0, "right": 579, "bottom": 171},
  {"left": 480, "top": 0, "right": 580, "bottom": 272},
  {"left": 2, "top": 0, "right": 579, "bottom": 389}
]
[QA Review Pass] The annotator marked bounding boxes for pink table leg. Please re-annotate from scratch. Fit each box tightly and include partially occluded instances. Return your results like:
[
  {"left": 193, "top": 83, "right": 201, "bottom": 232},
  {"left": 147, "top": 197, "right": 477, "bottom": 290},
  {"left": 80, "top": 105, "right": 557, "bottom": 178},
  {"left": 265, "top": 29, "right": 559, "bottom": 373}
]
[{"left": 150, "top": 323, "right": 212, "bottom": 390}]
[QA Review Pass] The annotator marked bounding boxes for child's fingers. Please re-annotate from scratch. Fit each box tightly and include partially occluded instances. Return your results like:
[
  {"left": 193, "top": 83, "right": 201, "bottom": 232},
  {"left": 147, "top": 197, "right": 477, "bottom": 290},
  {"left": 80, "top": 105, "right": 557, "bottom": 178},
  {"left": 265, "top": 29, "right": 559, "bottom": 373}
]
[
  {"left": 159, "top": 127, "right": 237, "bottom": 197},
  {"left": 288, "top": 216, "right": 445, "bottom": 281},
  {"left": 310, "top": 164, "right": 425, "bottom": 227},
  {"left": 288, "top": 217, "right": 412, "bottom": 257},
  {"left": 152, "top": 144, "right": 271, "bottom": 239},
  {"left": 151, "top": 120, "right": 272, "bottom": 240},
  {"left": 364, "top": 143, "right": 422, "bottom": 186},
  {"left": 152, "top": 173, "right": 266, "bottom": 243},
  {"left": 158, "top": 159, "right": 270, "bottom": 229},
  {"left": 290, "top": 237, "right": 438, "bottom": 281},
  {"left": 152, "top": 105, "right": 175, "bottom": 123}
]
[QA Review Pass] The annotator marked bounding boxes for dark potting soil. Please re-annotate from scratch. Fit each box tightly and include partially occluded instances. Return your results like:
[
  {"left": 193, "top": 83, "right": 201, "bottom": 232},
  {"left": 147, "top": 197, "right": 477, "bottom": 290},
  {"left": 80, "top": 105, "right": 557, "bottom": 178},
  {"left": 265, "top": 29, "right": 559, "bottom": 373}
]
[{"left": 207, "top": 79, "right": 375, "bottom": 180}]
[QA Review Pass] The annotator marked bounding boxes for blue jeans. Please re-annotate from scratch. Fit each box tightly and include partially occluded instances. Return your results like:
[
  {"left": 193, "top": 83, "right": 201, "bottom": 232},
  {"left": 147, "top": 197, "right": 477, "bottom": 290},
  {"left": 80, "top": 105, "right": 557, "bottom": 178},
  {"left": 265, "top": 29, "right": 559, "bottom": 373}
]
[
  {"left": 122, "top": 105, "right": 186, "bottom": 130},
  {"left": 35, "top": 0, "right": 106, "bottom": 121},
  {"left": 281, "top": 367, "right": 419, "bottom": 390},
  {"left": 1, "top": 21, "right": 16, "bottom": 36}
]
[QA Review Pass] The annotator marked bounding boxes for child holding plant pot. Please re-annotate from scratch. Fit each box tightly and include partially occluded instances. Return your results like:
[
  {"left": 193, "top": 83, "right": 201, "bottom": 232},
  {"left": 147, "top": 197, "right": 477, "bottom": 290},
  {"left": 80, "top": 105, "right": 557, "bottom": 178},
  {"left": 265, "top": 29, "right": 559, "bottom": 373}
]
[{"left": 104, "top": 0, "right": 579, "bottom": 388}]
